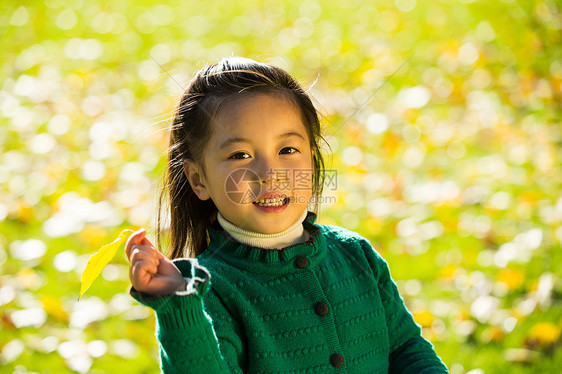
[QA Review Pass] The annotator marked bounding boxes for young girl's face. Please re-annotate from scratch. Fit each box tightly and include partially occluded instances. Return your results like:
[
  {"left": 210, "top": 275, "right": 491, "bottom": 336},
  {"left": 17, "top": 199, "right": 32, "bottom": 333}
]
[{"left": 186, "top": 93, "right": 314, "bottom": 234}]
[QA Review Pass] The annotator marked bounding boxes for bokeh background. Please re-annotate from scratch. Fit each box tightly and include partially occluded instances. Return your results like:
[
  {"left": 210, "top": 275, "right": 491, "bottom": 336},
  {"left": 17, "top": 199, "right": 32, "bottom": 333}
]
[{"left": 1, "top": 0, "right": 561, "bottom": 373}]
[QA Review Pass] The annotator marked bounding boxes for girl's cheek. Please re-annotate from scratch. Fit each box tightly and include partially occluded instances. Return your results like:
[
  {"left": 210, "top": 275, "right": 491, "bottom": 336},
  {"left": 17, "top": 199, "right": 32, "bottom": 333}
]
[{"left": 291, "top": 170, "right": 313, "bottom": 191}]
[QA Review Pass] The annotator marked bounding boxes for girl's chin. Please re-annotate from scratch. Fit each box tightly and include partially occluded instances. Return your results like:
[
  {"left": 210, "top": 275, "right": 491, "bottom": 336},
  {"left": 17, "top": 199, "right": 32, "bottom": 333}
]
[{"left": 248, "top": 211, "right": 307, "bottom": 234}]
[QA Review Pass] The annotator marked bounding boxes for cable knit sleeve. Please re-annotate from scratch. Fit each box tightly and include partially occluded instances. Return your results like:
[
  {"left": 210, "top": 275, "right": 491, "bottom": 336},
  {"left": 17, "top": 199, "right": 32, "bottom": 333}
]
[
  {"left": 359, "top": 239, "right": 449, "bottom": 373},
  {"left": 129, "top": 258, "right": 246, "bottom": 374}
]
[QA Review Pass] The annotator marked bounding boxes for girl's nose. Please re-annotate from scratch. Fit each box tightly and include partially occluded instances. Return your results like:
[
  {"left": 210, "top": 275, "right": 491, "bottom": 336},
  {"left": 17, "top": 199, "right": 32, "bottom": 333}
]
[
  {"left": 258, "top": 167, "right": 278, "bottom": 184},
  {"left": 254, "top": 158, "right": 280, "bottom": 184}
]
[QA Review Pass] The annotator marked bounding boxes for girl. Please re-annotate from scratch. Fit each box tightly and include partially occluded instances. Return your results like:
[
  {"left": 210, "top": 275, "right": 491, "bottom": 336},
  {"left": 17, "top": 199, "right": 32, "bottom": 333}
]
[{"left": 125, "top": 57, "right": 449, "bottom": 373}]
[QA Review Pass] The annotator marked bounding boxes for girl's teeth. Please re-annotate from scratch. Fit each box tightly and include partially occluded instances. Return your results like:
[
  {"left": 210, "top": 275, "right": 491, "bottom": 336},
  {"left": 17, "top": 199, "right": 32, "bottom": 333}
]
[{"left": 255, "top": 197, "right": 285, "bottom": 206}]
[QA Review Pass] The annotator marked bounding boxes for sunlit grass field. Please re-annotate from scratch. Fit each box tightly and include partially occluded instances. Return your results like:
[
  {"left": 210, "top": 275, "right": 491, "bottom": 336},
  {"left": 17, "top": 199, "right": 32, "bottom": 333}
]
[{"left": 1, "top": 0, "right": 561, "bottom": 373}]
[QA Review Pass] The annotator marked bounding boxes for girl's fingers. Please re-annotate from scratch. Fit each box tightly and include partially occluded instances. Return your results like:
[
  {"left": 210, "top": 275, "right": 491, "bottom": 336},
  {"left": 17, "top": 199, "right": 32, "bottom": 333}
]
[
  {"left": 132, "top": 243, "right": 165, "bottom": 261},
  {"left": 131, "top": 260, "right": 158, "bottom": 288},
  {"left": 129, "top": 245, "right": 160, "bottom": 268},
  {"left": 125, "top": 228, "right": 146, "bottom": 259},
  {"left": 139, "top": 235, "right": 153, "bottom": 247},
  {"left": 139, "top": 235, "right": 166, "bottom": 260},
  {"left": 125, "top": 229, "right": 171, "bottom": 292},
  {"left": 125, "top": 229, "right": 166, "bottom": 261}
]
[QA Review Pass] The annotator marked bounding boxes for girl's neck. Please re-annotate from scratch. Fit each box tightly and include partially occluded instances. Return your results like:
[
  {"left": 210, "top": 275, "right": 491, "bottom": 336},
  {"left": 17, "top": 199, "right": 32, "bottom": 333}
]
[{"left": 216, "top": 210, "right": 309, "bottom": 250}]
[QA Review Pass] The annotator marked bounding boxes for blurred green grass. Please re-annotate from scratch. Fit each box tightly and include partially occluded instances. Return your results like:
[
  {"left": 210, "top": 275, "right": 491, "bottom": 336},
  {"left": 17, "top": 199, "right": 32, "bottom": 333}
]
[{"left": 1, "top": 0, "right": 561, "bottom": 373}]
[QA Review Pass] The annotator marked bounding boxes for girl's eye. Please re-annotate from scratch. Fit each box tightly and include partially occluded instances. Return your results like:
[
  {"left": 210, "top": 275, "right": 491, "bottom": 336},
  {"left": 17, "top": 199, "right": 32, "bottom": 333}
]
[
  {"left": 280, "top": 147, "right": 300, "bottom": 155},
  {"left": 229, "top": 152, "right": 250, "bottom": 160}
]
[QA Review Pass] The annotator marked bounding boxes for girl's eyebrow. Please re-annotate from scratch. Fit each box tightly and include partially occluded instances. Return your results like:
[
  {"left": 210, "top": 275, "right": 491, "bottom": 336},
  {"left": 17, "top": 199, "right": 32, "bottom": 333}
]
[
  {"left": 219, "top": 137, "right": 247, "bottom": 150},
  {"left": 218, "top": 132, "right": 306, "bottom": 150},
  {"left": 281, "top": 132, "right": 307, "bottom": 141}
]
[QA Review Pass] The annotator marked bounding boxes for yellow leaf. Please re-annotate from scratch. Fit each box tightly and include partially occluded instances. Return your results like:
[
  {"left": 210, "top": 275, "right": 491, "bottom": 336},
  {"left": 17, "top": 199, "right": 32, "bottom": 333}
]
[{"left": 78, "top": 229, "right": 134, "bottom": 300}]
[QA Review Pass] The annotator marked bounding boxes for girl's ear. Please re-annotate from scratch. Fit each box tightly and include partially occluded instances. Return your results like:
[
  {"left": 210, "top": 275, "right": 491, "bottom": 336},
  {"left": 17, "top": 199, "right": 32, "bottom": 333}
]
[{"left": 183, "top": 160, "right": 211, "bottom": 201}]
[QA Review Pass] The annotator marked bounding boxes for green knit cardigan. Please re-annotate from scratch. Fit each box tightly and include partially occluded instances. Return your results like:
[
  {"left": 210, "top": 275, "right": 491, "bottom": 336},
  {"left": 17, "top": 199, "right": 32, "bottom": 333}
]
[{"left": 131, "top": 212, "right": 449, "bottom": 373}]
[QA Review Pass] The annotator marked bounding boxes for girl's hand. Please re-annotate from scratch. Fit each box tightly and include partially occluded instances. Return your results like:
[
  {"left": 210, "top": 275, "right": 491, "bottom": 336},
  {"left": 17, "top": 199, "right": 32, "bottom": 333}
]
[{"left": 125, "top": 228, "right": 186, "bottom": 296}]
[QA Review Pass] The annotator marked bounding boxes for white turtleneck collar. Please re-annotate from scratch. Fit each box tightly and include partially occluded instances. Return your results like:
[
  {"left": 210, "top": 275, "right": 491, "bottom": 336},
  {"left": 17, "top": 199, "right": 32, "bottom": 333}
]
[{"left": 216, "top": 210, "right": 310, "bottom": 250}]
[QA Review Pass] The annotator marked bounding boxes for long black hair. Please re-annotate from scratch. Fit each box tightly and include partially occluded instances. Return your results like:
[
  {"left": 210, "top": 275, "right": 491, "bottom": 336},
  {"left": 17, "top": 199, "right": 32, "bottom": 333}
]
[{"left": 157, "top": 57, "right": 327, "bottom": 259}]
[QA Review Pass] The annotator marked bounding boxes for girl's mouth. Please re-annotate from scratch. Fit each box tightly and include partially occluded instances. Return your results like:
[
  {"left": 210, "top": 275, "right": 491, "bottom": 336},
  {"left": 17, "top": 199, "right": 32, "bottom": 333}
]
[
  {"left": 252, "top": 196, "right": 289, "bottom": 207},
  {"left": 252, "top": 196, "right": 290, "bottom": 212}
]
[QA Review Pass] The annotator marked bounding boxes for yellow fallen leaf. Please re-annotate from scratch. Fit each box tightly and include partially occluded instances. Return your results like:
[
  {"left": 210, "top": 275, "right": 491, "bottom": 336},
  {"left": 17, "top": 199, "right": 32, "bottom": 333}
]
[{"left": 78, "top": 229, "right": 134, "bottom": 300}]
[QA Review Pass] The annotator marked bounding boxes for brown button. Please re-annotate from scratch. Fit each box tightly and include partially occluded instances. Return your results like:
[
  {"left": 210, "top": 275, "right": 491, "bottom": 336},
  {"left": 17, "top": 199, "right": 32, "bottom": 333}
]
[
  {"left": 294, "top": 256, "right": 309, "bottom": 269},
  {"left": 315, "top": 302, "right": 329, "bottom": 316},
  {"left": 330, "top": 353, "right": 344, "bottom": 367}
]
